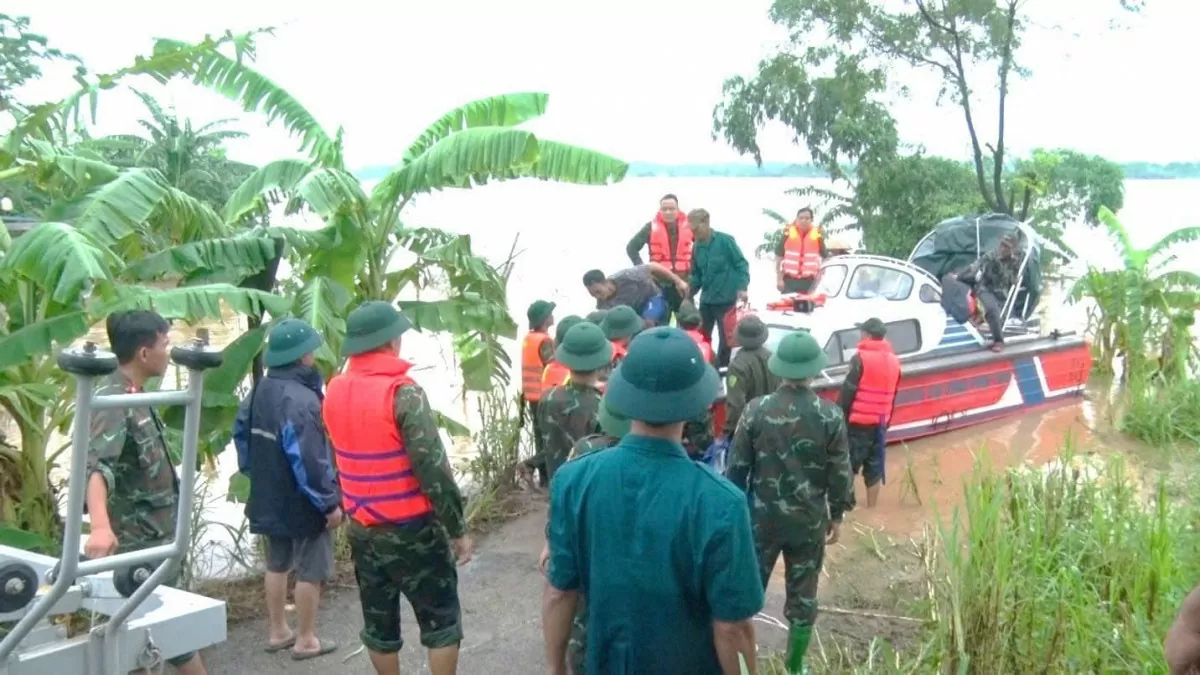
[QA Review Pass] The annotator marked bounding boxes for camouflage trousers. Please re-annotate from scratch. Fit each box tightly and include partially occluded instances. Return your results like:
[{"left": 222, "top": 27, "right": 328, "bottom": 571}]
[
  {"left": 756, "top": 534, "right": 826, "bottom": 627},
  {"left": 346, "top": 518, "right": 463, "bottom": 654},
  {"left": 567, "top": 597, "right": 588, "bottom": 675},
  {"left": 848, "top": 422, "right": 886, "bottom": 490},
  {"left": 116, "top": 536, "right": 195, "bottom": 668}
]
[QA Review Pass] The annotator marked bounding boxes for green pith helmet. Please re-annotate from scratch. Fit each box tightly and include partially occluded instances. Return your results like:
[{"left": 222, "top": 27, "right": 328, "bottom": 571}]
[{"left": 768, "top": 330, "right": 828, "bottom": 380}]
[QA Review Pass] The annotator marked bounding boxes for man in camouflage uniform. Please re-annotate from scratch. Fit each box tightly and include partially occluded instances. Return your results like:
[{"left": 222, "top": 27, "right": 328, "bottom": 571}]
[
  {"left": 721, "top": 315, "right": 780, "bottom": 441},
  {"left": 726, "top": 330, "right": 854, "bottom": 674},
  {"left": 84, "top": 310, "right": 206, "bottom": 675},
  {"left": 682, "top": 398, "right": 715, "bottom": 462},
  {"left": 950, "top": 232, "right": 1023, "bottom": 352},
  {"left": 537, "top": 395, "right": 631, "bottom": 675},
  {"left": 321, "top": 302, "right": 471, "bottom": 675},
  {"left": 535, "top": 322, "right": 612, "bottom": 481}
]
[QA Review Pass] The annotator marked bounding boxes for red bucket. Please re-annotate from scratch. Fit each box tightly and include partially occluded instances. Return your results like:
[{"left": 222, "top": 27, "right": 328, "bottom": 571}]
[{"left": 724, "top": 303, "right": 755, "bottom": 347}]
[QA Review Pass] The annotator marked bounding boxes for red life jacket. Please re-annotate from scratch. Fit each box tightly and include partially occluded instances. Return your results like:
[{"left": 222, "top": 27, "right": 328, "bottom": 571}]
[
  {"left": 781, "top": 225, "right": 822, "bottom": 280},
  {"left": 649, "top": 213, "right": 694, "bottom": 274},
  {"left": 542, "top": 360, "right": 570, "bottom": 389},
  {"left": 322, "top": 352, "right": 435, "bottom": 527},
  {"left": 847, "top": 338, "right": 902, "bottom": 427},
  {"left": 521, "top": 331, "right": 552, "bottom": 402},
  {"left": 610, "top": 340, "right": 628, "bottom": 368},
  {"left": 683, "top": 329, "right": 714, "bottom": 363}
]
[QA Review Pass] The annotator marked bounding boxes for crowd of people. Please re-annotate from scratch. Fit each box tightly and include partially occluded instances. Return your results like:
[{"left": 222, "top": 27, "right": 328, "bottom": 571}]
[{"left": 75, "top": 193, "right": 1047, "bottom": 675}]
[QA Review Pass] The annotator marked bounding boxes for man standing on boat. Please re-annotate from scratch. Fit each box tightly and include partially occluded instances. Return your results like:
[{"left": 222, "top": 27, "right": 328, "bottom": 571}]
[
  {"left": 836, "top": 318, "right": 901, "bottom": 509},
  {"left": 582, "top": 264, "right": 688, "bottom": 327},
  {"left": 775, "top": 207, "right": 828, "bottom": 294},
  {"left": 625, "top": 194, "right": 693, "bottom": 323},
  {"left": 950, "top": 232, "right": 1022, "bottom": 352},
  {"left": 726, "top": 330, "right": 854, "bottom": 674},
  {"left": 687, "top": 208, "right": 750, "bottom": 367},
  {"left": 321, "top": 301, "right": 471, "bottom": 675},
  {"left": 543, "top": 327, "right": 763, "bottom": 674}
]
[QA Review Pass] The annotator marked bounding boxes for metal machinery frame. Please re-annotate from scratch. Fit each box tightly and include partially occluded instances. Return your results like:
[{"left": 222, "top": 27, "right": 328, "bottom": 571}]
[{"left": 0, "top": 336, "right": 228, "bottom": 674}]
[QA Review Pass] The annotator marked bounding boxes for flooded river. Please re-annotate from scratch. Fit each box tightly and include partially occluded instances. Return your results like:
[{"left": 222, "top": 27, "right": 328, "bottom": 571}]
[{"left": 5, "top": 176, "right": 1197, "bottom": 580}]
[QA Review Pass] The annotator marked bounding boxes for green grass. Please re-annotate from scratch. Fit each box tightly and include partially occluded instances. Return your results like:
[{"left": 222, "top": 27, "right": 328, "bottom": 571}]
[
  {"left": 768, "top": 444, "right": 1200, "bottom": 674},
  {"left": 1122, "top": 377, "right": 1200, "bottom": 448}
]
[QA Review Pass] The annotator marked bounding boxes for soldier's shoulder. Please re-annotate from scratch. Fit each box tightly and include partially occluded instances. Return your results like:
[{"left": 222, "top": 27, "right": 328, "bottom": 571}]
[
  {"left": 690, "top": 462, "right": 752, "bottom": 508},
  {"left": 394, "top": 382, "right": 430, "bottom": 410},
  {"left": 94, "top": 372, "right": 128, "bottom": 395}
]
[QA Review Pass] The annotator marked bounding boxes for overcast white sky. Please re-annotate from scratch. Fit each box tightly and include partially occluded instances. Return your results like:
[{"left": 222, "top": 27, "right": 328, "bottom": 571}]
[{"left": 11, "top": 0, "right": 1197, "bottom": 169}]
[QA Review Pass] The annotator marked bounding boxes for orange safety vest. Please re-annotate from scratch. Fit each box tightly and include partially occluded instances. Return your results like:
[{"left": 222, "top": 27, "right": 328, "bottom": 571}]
[
  {"left": 521, "top": 332, "right": 552, "bottom": 402},
  {"left": 542, "top": 361, "right": 571, "bottom": 389},
  {"left": 683, "top": 329, "right": 714, "bottom": 364},
  {"left": 322, "top": 352, "right": 435, "bottom": 527},
  {"left": 847, "top": 339, "right": 902, "bottom": 427},
  {"left": 781, "top": 225, "right": 822, "bottom": 280},
  {"left": 648, "top": 213, "right": 693, "bottom": 274},
  {"left": 610, "top": 340, "right": 628, "bottom": 368}
]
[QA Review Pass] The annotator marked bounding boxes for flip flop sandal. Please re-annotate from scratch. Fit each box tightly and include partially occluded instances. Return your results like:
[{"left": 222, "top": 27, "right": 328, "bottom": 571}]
[
  {"left": 291, "top": 639, "right": 338, "bottom": 661},
  {"left": 264, "top": 636, "right": 296, "bottom": 653}
]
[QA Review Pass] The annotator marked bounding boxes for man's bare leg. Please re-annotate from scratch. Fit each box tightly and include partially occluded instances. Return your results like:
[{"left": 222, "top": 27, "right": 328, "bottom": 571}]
[
  {"left": 866, "top": 482, "right": 882, "bottom": 508},
  {"left": 265, "top": 571, "right": 293, "bottom": 648},
  {"left": 174, "top": 653, "right": 207, "bottom": 674},
  {"left": 428, "top": 644, "right": 461, "bottom": 675},
  {"left": 292, "top": 581, "right": 324, "bottom": 654},
  {"left": 367, "top": 649, "right": 400, "bottom": 675}
]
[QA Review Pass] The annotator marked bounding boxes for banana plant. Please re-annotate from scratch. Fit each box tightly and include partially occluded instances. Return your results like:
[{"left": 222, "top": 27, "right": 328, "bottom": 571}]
[{"left": 1067, "top": 206, "right": 1200, "bottom": 380}]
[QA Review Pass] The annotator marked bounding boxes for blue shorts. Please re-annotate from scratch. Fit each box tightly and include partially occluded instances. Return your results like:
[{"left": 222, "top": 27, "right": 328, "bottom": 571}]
[{"left": 641, "top": 292, "right": 667, "bottom": 324}]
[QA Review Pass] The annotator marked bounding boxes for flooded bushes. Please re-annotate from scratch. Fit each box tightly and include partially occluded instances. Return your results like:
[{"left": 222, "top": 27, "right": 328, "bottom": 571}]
[
  {"left": 461, "top": 390, "right": 524, "bottom": 530},
  {"left": 1122, "top": 377, "right": 1200, "bottom": 448},
  {"left": 807, "top": 450, "right": 1200, "bottom": 673}
]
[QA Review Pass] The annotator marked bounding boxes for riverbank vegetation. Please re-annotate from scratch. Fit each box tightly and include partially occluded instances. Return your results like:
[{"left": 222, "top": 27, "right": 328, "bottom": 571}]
[
  {"left": 713, "top": 0, "right": 1138, "bottom": 260},
  {"left": 607, "top": 160, "right": 1200, "bottom": 181},
  {"left": 0, "top": 22, "right": 626, "bottom": 553}
]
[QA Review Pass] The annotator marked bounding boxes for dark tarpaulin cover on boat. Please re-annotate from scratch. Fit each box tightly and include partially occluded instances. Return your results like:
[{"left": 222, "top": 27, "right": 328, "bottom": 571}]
[{"left": 908, "top": 214, "right": 1042, "bottom": 320}]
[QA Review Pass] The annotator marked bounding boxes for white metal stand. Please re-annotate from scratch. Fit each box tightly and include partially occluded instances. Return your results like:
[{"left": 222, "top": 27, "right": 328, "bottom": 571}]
[{"left": 0, "top": 336, "right": 228, "bottom": 674}]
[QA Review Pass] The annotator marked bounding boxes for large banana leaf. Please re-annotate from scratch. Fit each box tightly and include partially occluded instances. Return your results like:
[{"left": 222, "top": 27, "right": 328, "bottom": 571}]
[
  {"left": 454, "top": 331, "right": 513, "bottom": 391},
  {"left": 101, "top": 283, "right": 292, "bottom": 322},
  {"left": 155, "top": 186, "right": 229, "bottom": 243},
  {"left": 303, "top": 218, "right": 368, "bottom": 292},
  {"left": 373, "top": 127, "right": 540, "bottom": 205},
  {"left": 293, "top": 276, "right": 352, "bottom": 367},
  {"left": 401, "top": 92, "right": 550, "bottom": 165},
  {"left": 0, "top": 312, "right": 92, "bottom": 370},
  {"left": 499, "top": 139, "right": 628, "bottom": 185},
  {"left": 0, "top": 222, "right": 119, "bottom": 304},
  {"left": 1147, "top": 225, "right": 1200, "bottom": 261},
  {"left": 47, "top": 168, "right": 168, "bottom": 245},
  {"left": 296, "top": 167, "right": 371, "bottom": 221},
  {"left": 122, "top": 235, "right": 279, "bottom": 284},
  {"left": 153, "top": 37, "right": 341, "bottom": 167},
  {"left": 399, "top": 296, "right": 516, "bottom": 339},
  {"left": 223, "top": 158, "right": 312, "bottom": 224}
]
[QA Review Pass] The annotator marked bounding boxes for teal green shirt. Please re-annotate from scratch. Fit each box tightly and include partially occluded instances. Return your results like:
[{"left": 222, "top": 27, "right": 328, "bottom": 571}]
[
  {"left": 690, "top": 231, "right": 751, "bottom": 306},
  {"left": 547, "top": 434, "right": 764, "bottom": 674}
]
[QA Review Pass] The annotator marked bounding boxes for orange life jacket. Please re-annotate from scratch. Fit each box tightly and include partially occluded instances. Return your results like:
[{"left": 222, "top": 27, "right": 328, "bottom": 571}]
[
  {"left": 542, "top": 361, "right": 571, "bottom": 389},
  {"left": 322, "top": 352, "right": 435, "bottom": 527},
  {"left": 683, "top": 329, "right": 714, "bottom": 363},
  {"left": 521, "top": 331, "right": 552, "bottom": 401},
  {"left": 648, "top": 212, "right": 693, "bottom": 274},
  {"left": 847, "top": 339, "right": 902, "bottom": 427},
  {"left": 610, "top": 340, "right": 628, "bottom": 368},
  {"left": 781, "top": 225, "right": 822, "bottom": 280}
]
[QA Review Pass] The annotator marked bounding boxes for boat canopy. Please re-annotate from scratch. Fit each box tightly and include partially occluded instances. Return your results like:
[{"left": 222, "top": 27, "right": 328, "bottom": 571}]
[{"left": 907, "top": 214, "right": 1043, "bottom": 320}]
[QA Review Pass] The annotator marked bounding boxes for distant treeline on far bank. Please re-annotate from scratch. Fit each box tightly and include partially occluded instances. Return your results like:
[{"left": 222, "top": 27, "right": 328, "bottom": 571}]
[{"left": 353, "top": 161, "right": 1200, "bottom": 181}]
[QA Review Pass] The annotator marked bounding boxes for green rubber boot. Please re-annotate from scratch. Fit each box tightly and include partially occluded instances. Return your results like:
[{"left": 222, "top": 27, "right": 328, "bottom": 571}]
[{"left": 785, "top": 623, "right": 813, "bottom": 675}]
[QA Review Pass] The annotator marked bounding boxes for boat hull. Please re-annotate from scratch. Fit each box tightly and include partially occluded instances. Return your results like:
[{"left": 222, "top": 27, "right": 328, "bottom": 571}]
[{"left": 714, "top": 334, "right": 1092, "bottom": 443}]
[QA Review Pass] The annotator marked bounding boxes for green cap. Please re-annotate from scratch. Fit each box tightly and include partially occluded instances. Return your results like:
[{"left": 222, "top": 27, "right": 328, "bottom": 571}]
[
  {"left": 555, "top": 323, "right": 614, "bottom": 372},
  {"left": 264, "top": 318, "right": 323, "bottom": 368},
  {"left": 606, "top": 326, "right": 719, "bottom": 424},
  {"left": 585, "top": 309, "right": 609, "bottom": 325},
  {"left": 554, "top": 315, "right": 584, "bottom": 346},
  {"left": 856, "top": 317, "right": 887, "bottom": 339},
  {"left": 734, "top": 315, "right": 769, "bottom": 349},
  {"left": 527, "top": 300, "right": 556, "bottom": 327},
  {"left": 677, "top": 301, "right": 702, "bottom": 329},
  {"left": 601, "top": 305, "right": 641, "bottom": 340},
  {"left": 598, "top": 393, "right": 632, "bottom": 438},
  {"left": 343, "top": 301, "right": 414, "bottom": 356},
  {"left": 768, "top": 330, "right": 829, "bottom": 380}
]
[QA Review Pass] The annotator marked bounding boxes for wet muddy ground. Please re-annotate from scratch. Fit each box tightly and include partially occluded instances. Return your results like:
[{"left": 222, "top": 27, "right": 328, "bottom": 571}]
[{"left": 205, "top": 397, "right": 1127, "bottom": 673}]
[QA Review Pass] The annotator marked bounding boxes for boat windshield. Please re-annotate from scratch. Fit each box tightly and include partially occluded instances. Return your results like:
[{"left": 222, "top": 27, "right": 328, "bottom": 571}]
[
  {"left": 845, "top": 264, "right": 914, "bottom": 301},
  {"left": 816, "top": 264, "right": 848, "bottom": 296}
]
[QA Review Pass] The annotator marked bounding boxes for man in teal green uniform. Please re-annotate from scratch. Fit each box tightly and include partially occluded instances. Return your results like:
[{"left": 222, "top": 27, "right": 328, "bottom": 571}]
[{"left": 542, "top": 327, "right": 764, "bottom": 674}]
